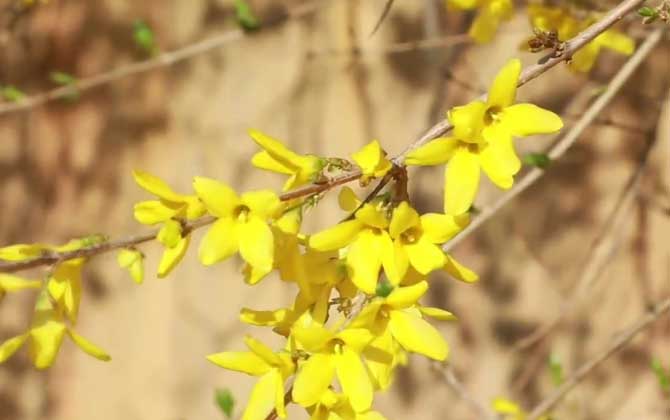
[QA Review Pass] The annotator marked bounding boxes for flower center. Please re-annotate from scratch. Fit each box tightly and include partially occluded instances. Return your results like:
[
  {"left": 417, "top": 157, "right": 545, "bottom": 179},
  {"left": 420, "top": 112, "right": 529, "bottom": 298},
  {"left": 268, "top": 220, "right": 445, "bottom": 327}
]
[
  {"left": 401, "top": 227, "right": 421, "bottom": 244},
  {"left": 484, "top": 106, "right": 502, "bottom": 125},
  {"left": 234, "top": 205, "right": 251, "bottom": 222}
]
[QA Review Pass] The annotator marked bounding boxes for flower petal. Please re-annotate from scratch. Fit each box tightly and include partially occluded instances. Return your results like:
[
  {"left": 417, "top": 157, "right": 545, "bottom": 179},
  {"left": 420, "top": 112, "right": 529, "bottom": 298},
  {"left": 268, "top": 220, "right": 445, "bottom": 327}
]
[
  {"left": 0, "top": 334, "right": 28, "bottom": 363},
  {"left": 157, "top": 219, "right": 183, "bottom": 248},
  {"left": 242, "top": 369, "right": 283, "bottom": 420},
  {"left": 67, "top": 329, "right": 111, "bottom": 361},
  {"left": 355, "top": 205, "right": 389, "bottom": 229},
  {"left": 198, "top": 217, "right": 239, "bottom": 266},
  {"left": 598, "top": 30, "right": 634, "bottom": 55},
  {"left": 248, "top": 129, "right": 304, "bottom": 170},
  {"left": 445, "top": 148, "right": 480, "bottom": 215},
  {"left": 443, "top": 254, "right": 479, "bottom": 283},
  {"left": 487, "top": 58, "right": 521, "bottom": 109},
  {"left": 385, "top": 281, "right": 428, "bottom": 309},
  {"left": 419, "top": 306, "right": 457, "bottom": 321},
  {"left": 241, "top": 190, "right": 281, "bottom": 220},
  {"left": 347, "top": 230, "right": 385, "bottom": 294},
  {"left": 388, "top": 310, "right": 448, "bottom": 361},
  {"left": 335, "top": 347, "right": 373, "bottom": 412},
  {"left": 501, "top": 103, "right": 563, "bottom": 137},
  {"left": 133, "top": 200, "right": 180, "bottom": 225},
  {"left": 207, "top": 351, "right": 270, "bottom": 375},
  {"left": 338, "top": 187, "right": 361, "bottom": 212},
  {"left": 468, "top": 8, "right": 502, "bottom": 44},
  {"left": 389, "top": 202, "right": 420, "bottom": 239},
  {"left": 449, "top": 102, "right": 487, "bottom": 142},
  {"left": 405, "top": 137, "right": 459, "bottom": 166},
  {"left": 351, "top": 140, "right": 391, "bottom": 178},
  {"left": 420, "top": 213, "right": 468, "bottom": 244},
  {"left": 132, "top": 170, "right": 184, "bottom": 202},
  {"left": 238, "top": 218, "right": 274, "bottom": 275},
  {"left": 252, "top": 151, "right": 294, "bottom": 175},
  {"left": 405, "top": 239, "right": 446, "bottom": 274},
  {"left": 28, "top": 319, "right": 67, "bottom": 369},
  {"left": 0, "top": 274, "right": 41, "bottom": 292},
  {"left": 157, "top": 235, "right": 190, "bottom": 278},
  {"left": 193, "top": 177, "right": 240, "bottom": 217},
  {"left": 292, "top": 353, "right": 336, "bottom": 407},
  {"left": 309, "top": 220, "right": 362, "bottom": 251}
]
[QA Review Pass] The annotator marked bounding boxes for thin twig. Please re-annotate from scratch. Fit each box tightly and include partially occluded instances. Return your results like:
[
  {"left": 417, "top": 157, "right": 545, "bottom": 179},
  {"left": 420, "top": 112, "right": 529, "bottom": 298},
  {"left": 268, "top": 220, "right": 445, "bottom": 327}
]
[
  {"left": 527, "top": 298, "right": 670, "bottom": 420},
  {"left": 0, "top": 1, "right": 321, "bottom": 116},
  {"left": 443, "top": 27, "right": 665, "bottom": 253},
  {"left": 433, "top": 362, "right": 495, "bottom": 420}
]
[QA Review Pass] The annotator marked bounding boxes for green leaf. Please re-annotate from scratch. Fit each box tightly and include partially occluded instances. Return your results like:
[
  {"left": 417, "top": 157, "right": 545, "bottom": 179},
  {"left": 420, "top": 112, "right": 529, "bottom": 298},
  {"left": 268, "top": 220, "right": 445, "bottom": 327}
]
[
  {"left": 548, "top": 353, "right": 564, "bottom": 386},
  {"left": 215, "top": 388, "right": 235, "bottom": 418},
  {"left": 637, "top": 6, "right": 658, "bottom": 18},
  {"left": 1, "top": 85, "right": 25, "bottom": 102},
  {"left": 375, "top": 279, "right": 393, "bottom": 298},
  {"left": 50, "top": 71, "right": 77, "bottom": 86},
  {"left": 651, "top": 358, "right": 670, "bottom": 393},
  {"left": 523, "top": 153, "right": 552, "bottom": 169},
  {"left": 234, "top": 0, "right": 260, "bottom": 31},
  {"left": 133, "top": 20, "right": 158, "bottom": 55}
]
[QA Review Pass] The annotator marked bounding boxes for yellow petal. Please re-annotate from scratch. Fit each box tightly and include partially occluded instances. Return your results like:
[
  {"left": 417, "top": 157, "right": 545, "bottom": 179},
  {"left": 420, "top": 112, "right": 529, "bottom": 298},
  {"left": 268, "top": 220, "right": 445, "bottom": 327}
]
[
  {"left": 117, "top": 249, "right": 144, "bottom": 284},
  {"left": 445, "top": 148, "right": 480, "bottom": 215},
  {"left": 351, "top": 140, "right": 391, "bottom": 178},
  {"left": 338, "top": 187, "right": 362, "bottom": 212},
  {"left": 292, "top": 325, "right": 336, "bottom": 352},
  {"left": 570, "top": 43, "right": 599, "bottom": 73},
  {"left": 242, "top": 369, "right": 283, "bottom": 420},
  {"left": 358, "top": 411, "right": 389, "bottom": 420},
  {"left": 248, "top": 129, "right": 304, "bottom": 169},
  {"left": 133, "top": 200, "right": 181, "bottom": 225},
  {"left": 198, "top": 217, "right": 239, "bottom": 266},
  {"left": 0, "top": 334, "right": 28, "bottom": 363},
  {"left": 447, "top": 0, "right": 477, "bottom": 10},
  {"left": 388, "top": 309, "right": 448, "bottom": 361},
  {"left": 405, "top": 137, "right": 459, "bottom": 166},
  {"left": 355, "top": 204, "right": 389, "bottom": 229},
  {"left": 309, "top": 220, "right": 362, "bottom": 251},
  {"left": 481, "top": 124, "right": 520, "bottom": 174},
  {"left": 240, "top": 308, "right": 288, "bottom": 327},
  {"left": 293, "top": 353, "right": 336, "bottom": 407},
  {"left": 28, "top": 319, "right": 67, "bottom": 369},
  {"left": 468, "top": 9, "right": 502, "bottom": 44},
  {"left": 244, "top": 336, "right": 282, "bottom": 367},
  {"left": 0, "top": 244, "right": 43, "bottom": 261},
  {"left": 48, "top": 261, "right": 83, "bottom": 324},
  {"left": 252, "top": 150, "right": 294, "bottom": 175},
  {"left": 337, "top": 328, "right": 374, "bottom": 352},
  {"left": 157, "top": 235, "right": 190, "bottom": 278},
  {"left": 492, "top": 397, "right": 523, "bottom": 415},
  {"left": 157, "top": 219, "right": 183, "bottom": 248},
  {"left": 192, "top": 176, "right": 240, "bottom": 217},
  {"left": 347, "top": 230, "right": 385, "bottom": 294},
  {"left": 241, "top": 190, "right": 281, "bottom": 220},
  {"left": 384, "top": 239, "right": 409, "bottom": 286},
  {"left": 420, "top": 213, "right": 468, "bottom": 244},
  {"left": 0, "top": 274, "right": 41, "bottom": 292},
  {"left": 207, "top": 351, "right": 270, "bottom": 375},
  {"left": 132, "top": 170, "right": 185, "bottom": 202},
  {"left": 419, "top": 306, "right": 457, "bottom": 321},
  {"left": 598, "top": 30, "right": 634, "bottom": 55},
  {"left": 405, "top": 239, "right": 446, "bottom": 274},
  {"left": 501, "top": 103, "right": 563, "bottom": 137},
  {"left": 443, "top": 254, "right": 479, "bottom": 283},
  {"left": 389, "top": 202, "right": 420, "bottom": 239},
  {"left": 184, "top": 195, "right": 207, "bottom": 220},
  {"left": 335, "top": 347, "right": 373, "bottom": 412},
  {"left": 385, "top": 281, "right": 428, "bottom": 309},
  {"left": 238, "top": 217, "right": 274, "bottom": 275},
  {"left": 487, "top": 58, "right": 521, "bottom": 109},
  {"left": 448, "top": 101, "right": 487, "bottom": 142},
  {"left": 67, "top": 329, "right": 111, "bottom": 361},
  {"left": 479, "top": 143, "right": 515, "bottom": 190}
]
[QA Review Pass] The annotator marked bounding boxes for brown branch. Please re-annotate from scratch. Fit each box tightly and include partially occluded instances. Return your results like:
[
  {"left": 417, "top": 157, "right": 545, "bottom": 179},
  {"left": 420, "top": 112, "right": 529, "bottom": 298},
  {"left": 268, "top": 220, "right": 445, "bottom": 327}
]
[
  {"left": 526, "top": 298, "right": 670, "bottom": 420},
  {"left": 0, "top": 1, "right": 320, "bottom": 116},
  {"left": 433, "top": 362, "right": 495, "bottom": 420},
  {"left": 442, "top": 27, "right": 665, "bottom": 254}
]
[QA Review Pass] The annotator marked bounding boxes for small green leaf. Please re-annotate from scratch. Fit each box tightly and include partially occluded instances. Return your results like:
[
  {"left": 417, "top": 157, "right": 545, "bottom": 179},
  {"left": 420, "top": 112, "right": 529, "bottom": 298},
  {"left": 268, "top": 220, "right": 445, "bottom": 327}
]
[
  {"left": 637, "top": 6, "right": 658, "bottom": 18},
  {"left": 1, "top": 85, "right": 25, "bottom": 102},
  {"left": 50, "top": 71, "right": 77, "bottom": 86},
  {"left": 523, "top": 153, "right": 552, "bottom": 169},
  {"left": 548, "top": 353, "right": 564, "bottom": 386},
  {"left": 375, "top": 279, "right": 393, "bottom": 298},
  {"left": 234, "top": 0, "right": 260, "bottom": 31},
  {"left": 215, "top": 388, "right": 235, "bottom": 419},
  {"left": 651, "top": 358, "right": 670, "bottom": 393},
  {"left": 133, "top": 20, "right": 158, "bottom": 55}
]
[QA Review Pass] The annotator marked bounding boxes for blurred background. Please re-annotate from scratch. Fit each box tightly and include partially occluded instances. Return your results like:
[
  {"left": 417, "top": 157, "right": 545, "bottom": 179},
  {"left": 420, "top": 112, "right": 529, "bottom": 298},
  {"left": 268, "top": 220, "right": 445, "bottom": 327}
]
[{"left": 0, "top": 1, "right": 668, "bottom": 419}]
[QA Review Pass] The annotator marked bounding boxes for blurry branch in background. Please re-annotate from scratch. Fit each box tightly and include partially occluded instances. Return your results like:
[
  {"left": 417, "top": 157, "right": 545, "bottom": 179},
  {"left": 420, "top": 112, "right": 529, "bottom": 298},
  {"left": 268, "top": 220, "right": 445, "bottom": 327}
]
[
  {"left": 442, "top": 27, "right": 666, "bottom": 253},
  {"left": 0, "top": 0, "right": 657, "bottom": 275},
  {"left": 0, "top": 0, "right": 321, "bottom": 116},
  {"left": 369, "top": 0, "right": 395, "bottom": 36},
  {"left": 432, "top": 363, "right": 495, "bottom": 420},
  {"left": 527, "top": 298, "right": 670, "bottom": 420}
]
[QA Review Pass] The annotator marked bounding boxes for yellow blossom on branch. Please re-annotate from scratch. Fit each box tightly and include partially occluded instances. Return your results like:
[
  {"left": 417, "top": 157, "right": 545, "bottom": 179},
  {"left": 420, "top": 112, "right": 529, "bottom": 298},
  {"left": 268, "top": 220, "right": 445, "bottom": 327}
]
[
  {"left": 447, "top": 0, "right": 514, "bottom": 43},
  {"left": 0, "top": 274, "right": 41, "bottom": 301},
  {"left": 351, "top": 140, "right": 392, "bottom": 183},
  {"left": 406, "top": 58, "right": 563, "bottom": 215}
]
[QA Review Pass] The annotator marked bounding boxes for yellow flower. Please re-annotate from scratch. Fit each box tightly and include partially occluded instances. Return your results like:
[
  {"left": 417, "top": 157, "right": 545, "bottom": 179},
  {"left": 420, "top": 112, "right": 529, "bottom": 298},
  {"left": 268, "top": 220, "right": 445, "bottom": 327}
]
[
  {"left": 352, "top": 281, "right": 455, "bottom": 361},
  {"left": 249, "top": 129, "right": 324, "bottom": 191},
  {"left": 117, "top": 248, "right": 144, "bottom": 284},
  {"left": 194, "top": 177, "right": 281, "bottom": 279},
  {"left": 387, "top": 201, "right": 468, "bottom": 282},
  {"left": 307, "top": 390, "right": 388, "bottom": 420},
  {"left": 207, "top": 336, "right": 295, "bottom": 420},
  {"left": 47, "top": 258, "right": 84, "bottom": 323},
  {"left": 308, "top": 190, "right": 394, "bottom": 294},
  {"left": 0, "top": 290, "right": 110, "bottom": 369},
  {"left": 351, "top": 140, "right": 392, "bottom": 182},
  {"left": 132, "top": 170, "right": 205, "bottom": 224},
  {"left": 406, "top": 58, "right": 563, "bottom": 215},
  {"left": 527, "top": 5, "right": 634, "bottom": 72},
  {"left": 0, "top": 274, "right": 41, "bottom": 301},
  {"left": 363, "top": 329, "right": 407, "bottom": 391},
  {"left": 291, "top": 325, "right": 377, "bottom": 413},
  {"left": 447, "top": 0, "right": 513, "bottom": 43}
]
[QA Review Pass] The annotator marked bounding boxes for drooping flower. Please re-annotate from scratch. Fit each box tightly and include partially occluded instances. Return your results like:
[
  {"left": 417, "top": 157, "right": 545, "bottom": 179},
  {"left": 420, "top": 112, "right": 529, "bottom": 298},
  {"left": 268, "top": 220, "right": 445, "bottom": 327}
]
[
  {"left": 406, "top": 58, "right": 563, "bottom": 215},
  {"left": 249, "top": 129, "right": 324, "bottom": 191},
  {"left": 447, "top": 0, "right": 514, "bottom": 43},
  {"left": 351, "top": 281, "right": 455, "bottom": 361},
  {"left": 351, "top": 140, "right": 392, "bottom": 183},
  {"left": 0, "top": 290, "right": 110, "bottom": 369},
  {"left": 527, "top": 5, "right": 635, "bottom": 72},
  {"left": 207, "top": 336, "right": 295, "bottom": 420},
  {"left": 117, "top": 248, "right": 145, "bottom": 284},
  {"left": 193, "top": 177, "right": 281, "bottom": 280}
]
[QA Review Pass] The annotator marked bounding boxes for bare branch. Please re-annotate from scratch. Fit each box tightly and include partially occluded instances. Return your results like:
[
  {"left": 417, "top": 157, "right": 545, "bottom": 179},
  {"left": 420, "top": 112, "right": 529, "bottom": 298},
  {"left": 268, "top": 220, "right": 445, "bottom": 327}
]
[
  {"left": 433, "top": 362, "right": 495, "bottom": 420},
  {"left": 527, "top": 298, "right": 670, "bottom": 420}
]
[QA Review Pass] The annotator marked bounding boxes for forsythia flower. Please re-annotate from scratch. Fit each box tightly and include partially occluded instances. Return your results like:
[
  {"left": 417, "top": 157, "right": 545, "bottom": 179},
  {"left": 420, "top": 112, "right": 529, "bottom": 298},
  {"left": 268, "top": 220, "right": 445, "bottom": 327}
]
[
  {"left": 249, "top": 129, "right": 324, "bottom": 191},
  {"left": 207, "top": 336, "right": 295, "bottom": 420},
  {"left": 492, "top": 397, "right": 551, "bottom": 420},
  {"left": 291, "top": 325, "right": 377, "bottom": 412},
  {"left": 308, "top": 390, "right": 388, "bottom": 420},
  {"left": 351, "top": 140, "right": 392, "bottom": 183},
  {"left": 447, "top": 0, "right": 513, "bottom": 43},
  {"left": 406, "top": 58, "right": 563, "bottom": 215},
  {"left": 0, "top": 274, "right": 41, "bottom": 301},
  {"left": 527, "top": 5, "right": 635, "bottom": 72},
  {"left": 117, "top": 248, "right": 145, "bottom": 284},
  {"left": 352, "top": 281, "right": 455, "bottom": 361},
  {"left": 0, "top": 290, "right": 110, "bottom": 369},
  {"left": 133, "top": 170, "right": 205, "bottom": 277},
  {"left": 194, "top": 177, "right": 281, "bottom": 280}
]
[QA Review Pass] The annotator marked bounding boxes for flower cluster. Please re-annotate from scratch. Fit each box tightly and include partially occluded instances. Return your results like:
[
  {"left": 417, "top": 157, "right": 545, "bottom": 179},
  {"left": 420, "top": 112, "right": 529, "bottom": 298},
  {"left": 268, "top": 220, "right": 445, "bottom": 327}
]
[{"left": 0, "top": 58, "right": 563, "bottom": 419}]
